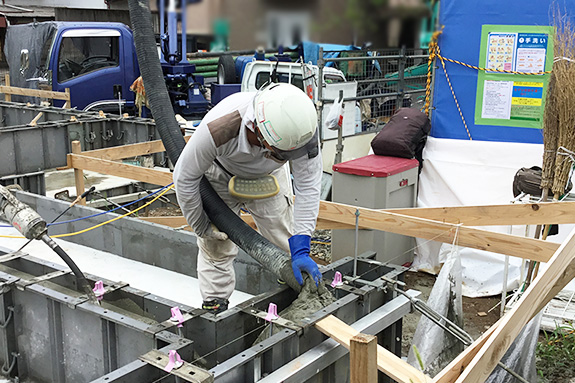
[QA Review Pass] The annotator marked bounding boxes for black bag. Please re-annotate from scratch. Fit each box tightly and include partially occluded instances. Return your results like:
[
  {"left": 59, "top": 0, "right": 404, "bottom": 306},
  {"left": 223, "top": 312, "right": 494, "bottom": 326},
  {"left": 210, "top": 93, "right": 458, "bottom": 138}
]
[
  {"left": 512, "top": 166, "right": 572, "bottom": 198},
  {"left": 370, "top": 108, "right": 431, "bottom": 171}
]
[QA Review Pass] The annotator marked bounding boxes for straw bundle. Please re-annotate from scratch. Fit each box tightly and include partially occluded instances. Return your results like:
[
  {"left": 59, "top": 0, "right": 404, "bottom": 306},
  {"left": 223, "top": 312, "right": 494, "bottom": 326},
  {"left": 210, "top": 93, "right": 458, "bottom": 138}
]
[{"left": 548, "top": 11, "right": 575, "bottom": 197}]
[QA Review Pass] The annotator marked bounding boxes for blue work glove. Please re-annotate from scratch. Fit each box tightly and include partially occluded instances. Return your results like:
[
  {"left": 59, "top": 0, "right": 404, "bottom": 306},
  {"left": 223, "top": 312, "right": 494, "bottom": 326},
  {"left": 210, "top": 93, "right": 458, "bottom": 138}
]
[{"left": 289, "top": 235, "right": 322, "bottom": 286}]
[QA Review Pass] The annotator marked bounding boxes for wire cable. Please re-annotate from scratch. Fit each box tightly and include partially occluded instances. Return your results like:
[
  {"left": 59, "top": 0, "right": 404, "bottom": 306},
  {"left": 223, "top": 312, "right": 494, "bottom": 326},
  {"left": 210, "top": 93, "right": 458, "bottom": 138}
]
[
  {"left": 0, "top": 183, "right": 174, "bottom": 229},
  {"left": 0, "top": 184, "right": 175, "bottom": 239}
]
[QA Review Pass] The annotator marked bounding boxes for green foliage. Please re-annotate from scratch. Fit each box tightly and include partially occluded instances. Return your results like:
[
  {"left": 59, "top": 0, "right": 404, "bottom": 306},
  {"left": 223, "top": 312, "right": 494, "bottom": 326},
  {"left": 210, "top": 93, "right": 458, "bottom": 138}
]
[
  {"left": 536, "top": 323, "right": 575, "bottom": 383},
  {"left": 412, "top": 344, "right": 425, "bottom": 372},
  {"left": 345, "top": 0, "right": 389, "bottom": 35}
]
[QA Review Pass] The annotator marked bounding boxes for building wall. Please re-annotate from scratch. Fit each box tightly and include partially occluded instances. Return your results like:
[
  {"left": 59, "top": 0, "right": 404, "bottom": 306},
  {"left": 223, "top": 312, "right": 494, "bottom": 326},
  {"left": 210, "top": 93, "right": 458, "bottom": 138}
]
[{"left": 55, "top": 8, "right": 131, "bottom": 26}]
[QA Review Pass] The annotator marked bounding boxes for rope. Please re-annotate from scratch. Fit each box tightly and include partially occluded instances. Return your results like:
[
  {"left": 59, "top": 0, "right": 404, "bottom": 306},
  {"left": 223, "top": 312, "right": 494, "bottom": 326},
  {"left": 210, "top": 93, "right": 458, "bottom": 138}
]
[
  {"left": 0, "top": 184, "right": 175, "bottom": 239},
  {"left": 424, "top": 29, "right": 552, "bottom": 140}
]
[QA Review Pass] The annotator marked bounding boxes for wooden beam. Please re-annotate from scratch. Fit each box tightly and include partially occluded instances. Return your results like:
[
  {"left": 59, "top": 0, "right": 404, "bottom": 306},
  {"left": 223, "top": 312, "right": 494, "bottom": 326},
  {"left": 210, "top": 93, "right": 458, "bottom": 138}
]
[
  {"left": 62, "top": 88, "right": 71, "bottom": 108},
  {"left": 450, "top": 228, "right": 575, "bottom": 383},
  {"left": 0, "top": 85, "right": 70, "bottom": 101},
  {"left": 319, "top": 201, "right": 559, "bottom": 263},
  {"left": 68, "top": 153, "right": 173, "bottom": 186},
  {"left": 71, "top": 141, "right": 86, "bottom": 205},
  {"left": 140, "top": 214, "right": 259, "bottom": 231},
  {"left": 315, "top": 314, "right": 431, "bottom": 383},
  {"left": 82, "top": 136, "right": 191, "bottom": 161},
  {"left": 4, "top": 74, "right": 10, "bottom": 102},
  {"left": 388, "top": 201, "right": 575, "bottom": 226},
  {"left": 29, "top": 112, "right": 43, "bottom": 126},
  {"left": 139, "top": 214, "right": 350, "bottom": 231},
  {"left": 350, "top": 333, "right": 378, "bottom": 383}
]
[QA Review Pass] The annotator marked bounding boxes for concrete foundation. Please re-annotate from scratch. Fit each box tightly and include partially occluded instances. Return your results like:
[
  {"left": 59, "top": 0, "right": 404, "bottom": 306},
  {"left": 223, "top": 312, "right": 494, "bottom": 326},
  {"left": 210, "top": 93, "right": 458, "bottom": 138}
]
[{"left": 0, "top": 191, "right": 415, "bottom": 382}]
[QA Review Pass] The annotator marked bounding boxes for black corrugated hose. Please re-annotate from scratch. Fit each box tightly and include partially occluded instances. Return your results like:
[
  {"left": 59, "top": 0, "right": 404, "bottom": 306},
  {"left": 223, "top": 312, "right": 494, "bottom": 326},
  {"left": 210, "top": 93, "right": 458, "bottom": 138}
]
[{"left": 127, "top": 0, "right": 302, "bottom": 292}]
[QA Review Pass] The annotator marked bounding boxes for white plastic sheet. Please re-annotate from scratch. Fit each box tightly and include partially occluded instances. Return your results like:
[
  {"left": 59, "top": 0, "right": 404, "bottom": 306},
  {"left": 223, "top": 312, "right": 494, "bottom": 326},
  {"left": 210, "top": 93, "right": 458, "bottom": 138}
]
[
  {"left": 413, "top": 137, "right": 562, "bottom": 297},
  {"left": 408, "top": 241, "right": 464, "bottom": 375}
]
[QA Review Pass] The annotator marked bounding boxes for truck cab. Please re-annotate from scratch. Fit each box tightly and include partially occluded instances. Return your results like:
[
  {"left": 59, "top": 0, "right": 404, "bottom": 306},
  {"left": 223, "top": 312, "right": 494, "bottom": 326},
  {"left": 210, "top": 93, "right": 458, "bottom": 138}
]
[
  {"left": 49, "top": 23, "right": 139, "bottom": 111},
  {"left": 240, "top": 60, "right": 346, "bottom": 100},
  {"left": 6, "top": 21, "right": 139, "bottom": 112}
]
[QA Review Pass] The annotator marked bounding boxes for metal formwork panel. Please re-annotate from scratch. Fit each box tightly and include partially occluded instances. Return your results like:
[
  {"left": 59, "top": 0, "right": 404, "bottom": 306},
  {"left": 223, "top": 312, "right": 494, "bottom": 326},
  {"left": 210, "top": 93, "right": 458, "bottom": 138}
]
[
  {"left": 0, "top": 192, "right": 414, "bottom": 383},
  {"left": 0, "top": 101, "right": 159, "bottom": 178}
]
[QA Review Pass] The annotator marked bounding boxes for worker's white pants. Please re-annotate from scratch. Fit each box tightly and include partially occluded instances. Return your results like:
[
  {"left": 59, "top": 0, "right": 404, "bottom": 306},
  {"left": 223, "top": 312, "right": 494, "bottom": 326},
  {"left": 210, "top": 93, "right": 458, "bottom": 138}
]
[{"left": 197, "top": 164, "right": 294, "bottom": 301}]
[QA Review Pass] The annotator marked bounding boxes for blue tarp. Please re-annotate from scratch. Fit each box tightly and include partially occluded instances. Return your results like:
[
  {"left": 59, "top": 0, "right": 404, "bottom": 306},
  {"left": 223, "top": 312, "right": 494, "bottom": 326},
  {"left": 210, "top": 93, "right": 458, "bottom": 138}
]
[
  {"left": 297, "top": 41, "right": 360, "bottom": 67},
  {"left": 432, "top": 0, "right": 575, "bottom": 143}
]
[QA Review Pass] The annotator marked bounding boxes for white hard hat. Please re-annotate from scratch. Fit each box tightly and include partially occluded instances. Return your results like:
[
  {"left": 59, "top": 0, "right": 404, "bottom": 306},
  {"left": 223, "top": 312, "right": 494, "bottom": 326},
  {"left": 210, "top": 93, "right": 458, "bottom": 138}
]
[{"left": 254, "top": 83, "right": 317, "bottom": 151}]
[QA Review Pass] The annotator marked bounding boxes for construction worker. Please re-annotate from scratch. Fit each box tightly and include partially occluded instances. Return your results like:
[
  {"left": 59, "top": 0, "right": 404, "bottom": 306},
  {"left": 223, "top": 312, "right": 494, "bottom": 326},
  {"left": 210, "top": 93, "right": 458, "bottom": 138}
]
[{"left": 173, "top": 83, "right": 323, "bottom": 313}]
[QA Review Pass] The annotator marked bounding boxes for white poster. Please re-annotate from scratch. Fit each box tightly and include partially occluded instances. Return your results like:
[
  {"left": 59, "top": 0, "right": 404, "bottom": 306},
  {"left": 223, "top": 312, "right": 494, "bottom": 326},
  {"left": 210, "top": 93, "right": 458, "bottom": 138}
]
[
  {"left": 481, "top": 80, "right": 513, "bottom": 119},
  {"left": 486, "top": 33, "right": 516, "bottom": 72}
]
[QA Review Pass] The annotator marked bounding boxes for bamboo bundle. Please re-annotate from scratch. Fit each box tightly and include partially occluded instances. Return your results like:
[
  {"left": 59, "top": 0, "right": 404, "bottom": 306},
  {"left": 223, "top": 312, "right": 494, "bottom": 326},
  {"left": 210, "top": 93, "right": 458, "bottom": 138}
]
[{"left": 548, "top": 12, "right": 575, "bottom": 198}]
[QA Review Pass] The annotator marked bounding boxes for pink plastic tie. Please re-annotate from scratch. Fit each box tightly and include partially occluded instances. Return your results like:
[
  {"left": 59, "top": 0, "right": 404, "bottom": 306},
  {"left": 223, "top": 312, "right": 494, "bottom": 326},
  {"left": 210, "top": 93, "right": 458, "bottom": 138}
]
[
  {"left": 264, "top": 302, "right": 279, "bottom": 322},
  {"left": 164, "top": 350, "right": 184, "bottom": 372},
  {"left": 331, "top": 271, "right": 343, "bottom": 288},
  {"left": 93, "top": 280, "right": 105, "bottom": 301},
  {"left": 170, "top": 306, "right": 185, "bottom": 328}
]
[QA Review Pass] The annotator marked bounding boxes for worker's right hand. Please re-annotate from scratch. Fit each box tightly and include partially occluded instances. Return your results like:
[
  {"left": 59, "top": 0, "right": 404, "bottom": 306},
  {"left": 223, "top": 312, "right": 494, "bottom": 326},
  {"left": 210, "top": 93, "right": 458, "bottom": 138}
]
[{"left": 201, "top": 224, "right": 228, "bottom": 241}]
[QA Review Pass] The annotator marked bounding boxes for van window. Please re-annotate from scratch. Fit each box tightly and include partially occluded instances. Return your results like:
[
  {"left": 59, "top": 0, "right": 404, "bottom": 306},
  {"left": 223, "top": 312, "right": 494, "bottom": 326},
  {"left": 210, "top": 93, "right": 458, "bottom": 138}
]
[
  {"left": 255, "top": 72, "right": 304, "bottom": 91},
  {"left": 57, "top": 36, "right": 119, "bottom": 82}
]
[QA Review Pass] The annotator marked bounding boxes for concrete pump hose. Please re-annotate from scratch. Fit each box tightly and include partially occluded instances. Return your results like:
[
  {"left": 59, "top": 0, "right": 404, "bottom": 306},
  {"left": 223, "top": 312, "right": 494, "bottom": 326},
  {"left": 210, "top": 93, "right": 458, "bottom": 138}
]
[{"left": 127, "top": 0, "right": 302, "bottom": 292}]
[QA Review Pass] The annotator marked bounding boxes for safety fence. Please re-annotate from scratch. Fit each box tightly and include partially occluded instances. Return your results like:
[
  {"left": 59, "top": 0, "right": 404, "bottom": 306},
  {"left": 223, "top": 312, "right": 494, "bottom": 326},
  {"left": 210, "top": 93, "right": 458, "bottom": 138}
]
[{"left": 317, "top": 47, "right": 429, "bottom": 139}]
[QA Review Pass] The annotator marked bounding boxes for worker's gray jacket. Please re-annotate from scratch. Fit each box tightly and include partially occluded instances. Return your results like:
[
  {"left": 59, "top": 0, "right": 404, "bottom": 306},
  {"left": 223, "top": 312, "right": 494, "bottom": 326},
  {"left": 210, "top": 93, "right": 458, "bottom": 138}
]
[{"left": 173, "top": 91, "right": 322, "bottom": 238}]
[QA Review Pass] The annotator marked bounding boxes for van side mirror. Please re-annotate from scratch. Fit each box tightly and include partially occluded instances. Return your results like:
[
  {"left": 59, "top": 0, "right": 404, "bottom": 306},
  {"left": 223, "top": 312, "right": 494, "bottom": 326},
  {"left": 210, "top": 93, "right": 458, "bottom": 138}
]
[{"left": 20, "top": 49, "right": 30, "bottom": 75}]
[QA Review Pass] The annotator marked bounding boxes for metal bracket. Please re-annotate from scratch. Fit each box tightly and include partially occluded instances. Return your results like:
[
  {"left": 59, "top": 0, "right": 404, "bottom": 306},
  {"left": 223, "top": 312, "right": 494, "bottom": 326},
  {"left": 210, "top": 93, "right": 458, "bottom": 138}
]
[
  {"left": 16, "top": 270, "right": 71, "bottom": 289},
  {"left": 99, "top": 281, "right": 130, "bottom": 296},
  {"left": 0, "top": 251, "right": 26, "bottom": 264},
  {"left": 241, "top": 307, "right": 303, "bottom": 332},
  {"left": 139, "top": 349, "right": 213, "bottom": 383},
  {"left": 146, "top": 308, "right": 204, "bottom": 334}
]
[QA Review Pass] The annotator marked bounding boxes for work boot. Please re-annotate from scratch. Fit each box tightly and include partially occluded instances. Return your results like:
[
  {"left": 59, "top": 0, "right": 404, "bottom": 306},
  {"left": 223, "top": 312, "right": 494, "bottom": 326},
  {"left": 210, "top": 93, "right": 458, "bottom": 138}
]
[{"left": 202, "top": 298, "right": 229, "bottom": 314}]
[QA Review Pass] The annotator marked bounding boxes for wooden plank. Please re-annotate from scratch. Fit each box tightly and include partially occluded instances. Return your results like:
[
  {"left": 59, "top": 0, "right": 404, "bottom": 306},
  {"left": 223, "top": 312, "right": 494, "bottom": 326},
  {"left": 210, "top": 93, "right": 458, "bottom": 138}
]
[
  {"left": 71, "top": 141, "right": 86, "bottom": 206},
  {"left": 139, "top": 214, "right": 347, "bottom": 231},
  {"left": 319, "top": 201, "right": 559, "bottom": 262},
  {"left": 29, "top": 112, "right": 43, "bottom": 126},
  {"left": 388, "top": 201, "right": 575, "bottom": 226},
  {"left": 69, "top": 154, "right": 173, "bottom": 186},
  {"left": 434, "top": 253, "right": 575, "bottom": 383},
  {"left": 350, "top": 333, "right": 378, "bottom": 383},
  {"left": 63, "top": 88, "right": 71, "bottom": 108},
  {"left": 82, "top": 136, "right": 191, "bottom": 161},
  {"left": 0, "top": 85, "right": 70, "bottom": 100},
  {"left": 315, "top": 314, "right": 431, "bottom": 383},
  {"left": 4, "top": 74, "right": 10, "bottom": 102},
  {"left": 451, "top": 228, "right": 575, "bottom": 383},
  {"left": 139, "top": 215, "right": 259, "bottom": 231}
]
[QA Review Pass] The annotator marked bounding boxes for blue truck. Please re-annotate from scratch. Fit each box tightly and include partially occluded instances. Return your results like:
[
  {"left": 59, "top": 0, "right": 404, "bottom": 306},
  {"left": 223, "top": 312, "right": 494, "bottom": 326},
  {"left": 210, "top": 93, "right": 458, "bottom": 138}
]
[{"left": 5, "top": 18, "right": 209, "bottom": 117}]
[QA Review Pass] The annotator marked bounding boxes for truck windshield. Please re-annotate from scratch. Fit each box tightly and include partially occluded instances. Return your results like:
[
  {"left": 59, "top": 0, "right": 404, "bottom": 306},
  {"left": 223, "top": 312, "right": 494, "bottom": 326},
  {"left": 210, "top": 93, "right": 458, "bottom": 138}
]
[
  {"left": 256, "top": 72, "right": 304, "bottom": 91},
  {"left": 57, "top": 36, "right": 119, "bottom": 83}
]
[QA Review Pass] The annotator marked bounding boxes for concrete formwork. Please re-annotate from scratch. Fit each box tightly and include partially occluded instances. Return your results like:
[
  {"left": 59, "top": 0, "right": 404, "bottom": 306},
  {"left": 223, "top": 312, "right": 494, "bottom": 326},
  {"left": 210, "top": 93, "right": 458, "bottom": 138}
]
[
  {"left": 0, "top": 192, "right": 414, "bottom": 382},
  {"left": 0, "top": 102, "right": 162, "bottom": 178}
]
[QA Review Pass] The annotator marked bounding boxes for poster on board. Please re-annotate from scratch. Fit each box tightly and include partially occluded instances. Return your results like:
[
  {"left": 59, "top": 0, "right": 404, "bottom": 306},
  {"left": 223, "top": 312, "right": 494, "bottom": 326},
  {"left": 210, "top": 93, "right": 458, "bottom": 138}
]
[{"left": 475, "top": 25, "right": 553, "bottom": 129}]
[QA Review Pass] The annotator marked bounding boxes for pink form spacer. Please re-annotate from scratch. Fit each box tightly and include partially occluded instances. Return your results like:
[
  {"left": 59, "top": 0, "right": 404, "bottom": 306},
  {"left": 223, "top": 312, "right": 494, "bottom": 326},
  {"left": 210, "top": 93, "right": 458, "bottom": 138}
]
[
  {"left": 169, "top": 306, "right": 185, "bottom": 328},
  {"left": 331, "top": 271, "right": 343, "bottom": 288},
  {"left": 264, "top": 302, "right": 278, "bottom": 322},
  {"left": 92, "top": 281, "right": 106, "bottom": 301},
  {"left": 164, "top": 350, "right": 184, "bottom": 372}
]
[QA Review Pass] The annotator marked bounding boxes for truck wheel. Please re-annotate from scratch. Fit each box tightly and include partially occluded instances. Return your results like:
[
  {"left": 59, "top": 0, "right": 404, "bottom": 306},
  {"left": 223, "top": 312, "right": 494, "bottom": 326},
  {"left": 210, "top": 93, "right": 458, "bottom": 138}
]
[{"left": 217, "top": 55, "right": 236, "bottom": 84}]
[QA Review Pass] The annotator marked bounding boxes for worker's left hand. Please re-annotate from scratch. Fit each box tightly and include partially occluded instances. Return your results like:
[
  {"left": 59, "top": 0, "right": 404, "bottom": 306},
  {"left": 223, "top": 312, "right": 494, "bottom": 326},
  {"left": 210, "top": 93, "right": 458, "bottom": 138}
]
[
  {"left": 201, "top": 224, "right": 228, "bottom": 241},
  {"left": 289, "top": 235, "right": 322, "bottom": 286}
]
